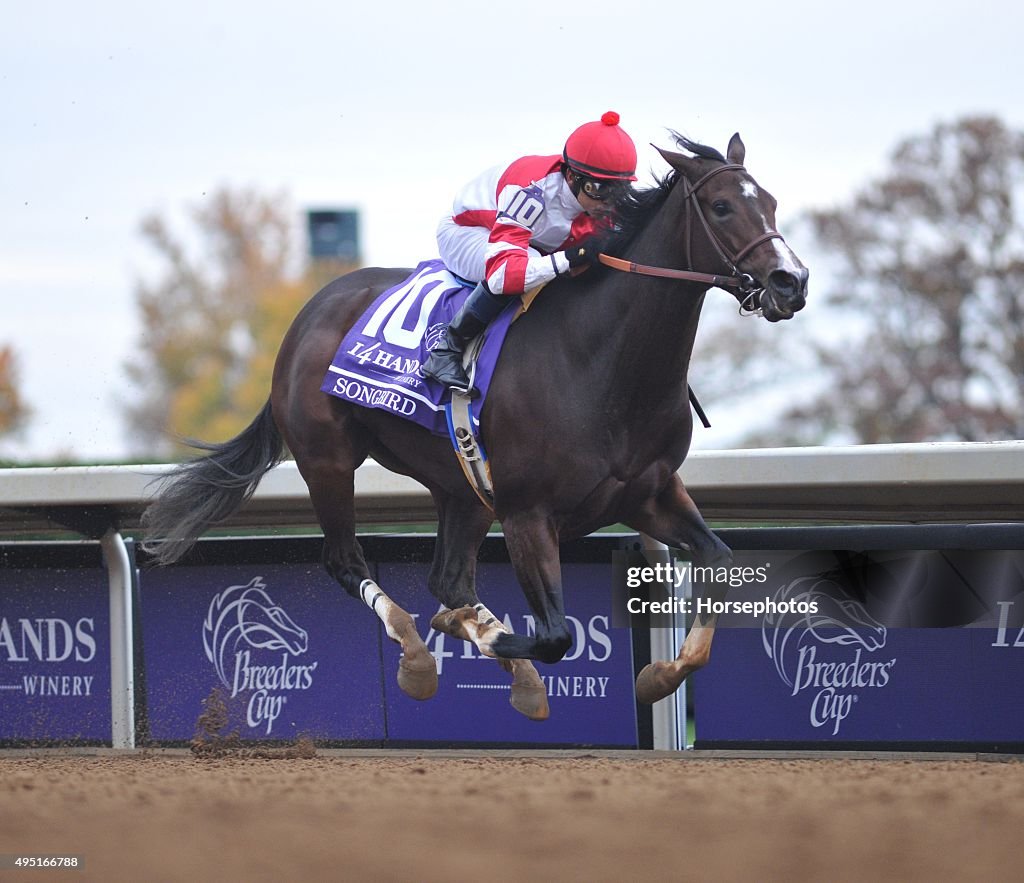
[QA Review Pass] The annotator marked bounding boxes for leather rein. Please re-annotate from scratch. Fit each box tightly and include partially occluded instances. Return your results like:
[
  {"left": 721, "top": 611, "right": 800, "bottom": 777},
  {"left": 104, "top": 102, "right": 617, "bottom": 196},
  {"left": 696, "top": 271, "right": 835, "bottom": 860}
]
[{"left": 597, "top": 162, "right": 785, "bottom": 308}]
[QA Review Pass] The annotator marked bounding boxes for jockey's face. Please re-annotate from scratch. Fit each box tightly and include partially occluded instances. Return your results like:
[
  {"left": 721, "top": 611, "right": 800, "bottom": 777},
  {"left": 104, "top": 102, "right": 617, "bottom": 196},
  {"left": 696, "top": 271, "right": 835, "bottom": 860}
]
[
  {"left": 578, "top": 190, "right": 616, "bottom": 218},
  {"left": 567, "top": 169, "right": 626, "bottom": 218},
  {"left": 581, "top": 193, "right": 610, "bottom": 219}
]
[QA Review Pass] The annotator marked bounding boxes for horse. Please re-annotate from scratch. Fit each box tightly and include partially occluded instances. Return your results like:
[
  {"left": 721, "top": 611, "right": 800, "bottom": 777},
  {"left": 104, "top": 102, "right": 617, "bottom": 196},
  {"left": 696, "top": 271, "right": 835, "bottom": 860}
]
[{"left": 142, "top": 131, "right": 808, "bottom": 722}]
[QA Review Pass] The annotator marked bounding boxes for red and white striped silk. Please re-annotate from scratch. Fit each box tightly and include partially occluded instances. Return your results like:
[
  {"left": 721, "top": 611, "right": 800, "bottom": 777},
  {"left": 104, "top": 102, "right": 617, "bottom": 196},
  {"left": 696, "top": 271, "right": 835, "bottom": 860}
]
[{"left": 442, "top": 154, "right": 605, "bottom": 295}]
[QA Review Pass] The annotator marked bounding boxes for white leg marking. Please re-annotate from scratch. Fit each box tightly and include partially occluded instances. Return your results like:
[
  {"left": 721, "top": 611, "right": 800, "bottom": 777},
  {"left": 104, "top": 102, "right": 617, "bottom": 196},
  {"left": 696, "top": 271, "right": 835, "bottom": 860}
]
[
  {"left": 359, "top": 578, "right": 403, "bottom": 642},
  {"left": 438, "top": 602, "right": 507, "bottom": 656},
  {"left": 473, "top": 603, "right": 508, "bottom": 654},
  {"left": 451, "top": 603, "right": 505, "bottom": 656}
]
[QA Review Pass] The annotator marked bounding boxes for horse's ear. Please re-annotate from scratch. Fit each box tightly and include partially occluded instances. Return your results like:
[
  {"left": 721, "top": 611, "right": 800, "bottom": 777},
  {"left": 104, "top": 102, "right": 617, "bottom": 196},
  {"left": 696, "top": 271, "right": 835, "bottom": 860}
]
[
  {"left": 727, "top": 133, "right": 746, "bottom": 166},
  {"left": 653, "top": 144, "right": 700, "bottom": 177}
]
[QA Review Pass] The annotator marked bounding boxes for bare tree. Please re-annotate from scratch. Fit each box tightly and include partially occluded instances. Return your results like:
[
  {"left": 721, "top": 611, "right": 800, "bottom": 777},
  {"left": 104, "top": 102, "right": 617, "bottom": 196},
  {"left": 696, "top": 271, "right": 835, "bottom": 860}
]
[{"left": 754, "top": 116, "right": 1024, "bottom": 445}]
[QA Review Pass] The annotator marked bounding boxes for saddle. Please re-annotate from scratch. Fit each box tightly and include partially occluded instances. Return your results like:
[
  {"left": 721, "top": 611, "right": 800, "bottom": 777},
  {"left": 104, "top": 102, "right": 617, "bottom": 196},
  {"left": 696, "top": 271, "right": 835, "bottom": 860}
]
[{"left": 321, "top": 261, "right": 544, "bottom": 508}]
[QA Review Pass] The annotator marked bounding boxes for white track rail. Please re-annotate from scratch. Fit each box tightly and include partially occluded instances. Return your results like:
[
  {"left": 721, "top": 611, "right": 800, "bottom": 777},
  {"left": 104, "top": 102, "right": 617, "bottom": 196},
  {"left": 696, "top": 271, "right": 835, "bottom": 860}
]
[{"left": 2, "top": 441, "right": 1023, "bottom": 536}]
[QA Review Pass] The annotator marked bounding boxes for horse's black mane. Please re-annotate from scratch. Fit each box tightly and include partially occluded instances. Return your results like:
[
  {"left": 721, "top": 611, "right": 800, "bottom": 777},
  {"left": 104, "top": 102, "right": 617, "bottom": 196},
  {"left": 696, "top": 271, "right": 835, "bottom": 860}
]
[
  {"left": 672, "top": 132, "right": 727, "bottom": 164},
  {"left": 605, "top": 131, "right": 726, "bottom": 256}
]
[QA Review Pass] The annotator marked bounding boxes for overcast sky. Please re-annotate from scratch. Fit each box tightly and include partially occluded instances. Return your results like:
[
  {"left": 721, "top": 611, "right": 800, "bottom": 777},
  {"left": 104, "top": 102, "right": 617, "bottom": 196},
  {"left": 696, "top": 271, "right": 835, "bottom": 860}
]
[{"left": 2, "top": 0, "right": 1022, "bottom": 462}]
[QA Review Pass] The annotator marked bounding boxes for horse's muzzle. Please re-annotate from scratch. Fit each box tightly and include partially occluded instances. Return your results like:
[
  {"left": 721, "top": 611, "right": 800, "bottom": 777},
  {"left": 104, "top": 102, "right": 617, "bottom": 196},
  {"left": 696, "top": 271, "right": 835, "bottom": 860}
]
[{"left": 761, "top": 267, "right": 809, "bottom": 322}]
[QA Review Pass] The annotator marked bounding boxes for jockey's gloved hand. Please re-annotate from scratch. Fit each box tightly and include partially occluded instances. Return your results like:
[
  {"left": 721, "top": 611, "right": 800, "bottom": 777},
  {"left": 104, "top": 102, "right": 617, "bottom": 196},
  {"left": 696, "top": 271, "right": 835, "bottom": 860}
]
[{"left": 563, "top": 237, "right": 608, "bottom": 271}]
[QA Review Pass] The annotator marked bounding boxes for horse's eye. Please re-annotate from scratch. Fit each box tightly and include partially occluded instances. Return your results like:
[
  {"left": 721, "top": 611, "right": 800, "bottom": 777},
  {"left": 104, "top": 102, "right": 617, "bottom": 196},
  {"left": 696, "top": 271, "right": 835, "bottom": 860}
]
[{"left": 712, "top": 200, "right": 731, "bottom": 217}]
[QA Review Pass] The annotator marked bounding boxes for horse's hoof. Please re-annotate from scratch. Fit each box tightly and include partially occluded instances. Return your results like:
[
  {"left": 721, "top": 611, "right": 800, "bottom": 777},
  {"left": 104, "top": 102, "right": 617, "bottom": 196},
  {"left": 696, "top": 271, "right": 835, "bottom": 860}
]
[
  {"left": 398, "top": 657, "right": 438, "bottom": 700},
  {"left": 635, "top": 661, "right": 679, "bottom": 705},
  {"left": 510, "top": 684, "right": 550, "bottom": 721}
]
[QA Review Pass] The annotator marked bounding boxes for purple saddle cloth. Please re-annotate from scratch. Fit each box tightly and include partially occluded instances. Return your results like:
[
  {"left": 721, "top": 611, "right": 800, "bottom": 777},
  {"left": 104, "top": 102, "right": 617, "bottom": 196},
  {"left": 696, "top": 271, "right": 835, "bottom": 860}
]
[{"left": 320, "top": 260, "right": 519, "bottom": 437}]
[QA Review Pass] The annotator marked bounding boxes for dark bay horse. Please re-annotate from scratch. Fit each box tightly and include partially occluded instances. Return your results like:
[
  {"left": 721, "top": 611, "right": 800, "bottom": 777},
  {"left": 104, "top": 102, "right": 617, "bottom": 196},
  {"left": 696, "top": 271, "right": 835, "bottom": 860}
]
[{"left": 142, "top": 132, "right": 808, "bottom": 721}]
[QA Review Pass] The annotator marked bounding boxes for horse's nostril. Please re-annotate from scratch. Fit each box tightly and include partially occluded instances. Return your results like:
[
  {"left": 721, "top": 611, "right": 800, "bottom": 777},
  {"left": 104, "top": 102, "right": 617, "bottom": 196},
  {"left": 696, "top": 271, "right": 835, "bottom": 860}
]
[
  {"left": 768, "top": 268, "right": 809, "bottom": 301},
  {"left": 769, "top": 269, "right": 798, "bottom": 294}
]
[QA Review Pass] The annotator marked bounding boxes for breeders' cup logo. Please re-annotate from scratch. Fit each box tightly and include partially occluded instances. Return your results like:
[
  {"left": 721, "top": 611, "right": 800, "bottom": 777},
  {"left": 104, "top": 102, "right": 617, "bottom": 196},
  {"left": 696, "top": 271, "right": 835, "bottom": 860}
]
[
  {"left": 424, "top": 323, "right": 448, "bottom": 352},
  {"left": 203, "top": 577, "right": 318, "bottom": 735},
  {"left": 762, "top": 578, "right": 896, "bottom": 735}
]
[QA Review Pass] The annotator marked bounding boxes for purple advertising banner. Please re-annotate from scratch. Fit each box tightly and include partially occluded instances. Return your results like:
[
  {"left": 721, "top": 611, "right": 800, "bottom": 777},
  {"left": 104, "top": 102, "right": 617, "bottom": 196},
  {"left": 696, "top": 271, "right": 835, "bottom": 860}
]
[
  {"left": 140, "top": 563, "right": 384, "bottom": 742},
  {"left": 698, "top": 628, "right": 1024, "bottom": 744},
  {"left": 693, "top": 550, "right": 1024, "bottom": 746},
  {"left": 140, "top": 554, "right": 638, "bottom": 746},
  {"left": 0, "top": 566, "right": 110, "bottom": 742},
  {"left": 381, "top": 562, "right": 638, "bottom": 746}
]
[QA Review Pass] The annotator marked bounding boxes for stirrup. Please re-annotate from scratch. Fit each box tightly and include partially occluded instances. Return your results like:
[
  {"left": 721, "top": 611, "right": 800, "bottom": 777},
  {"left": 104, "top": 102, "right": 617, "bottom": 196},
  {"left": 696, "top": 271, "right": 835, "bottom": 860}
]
[{"left": 451, "top": 379, "right": 479, "bottom": 399}]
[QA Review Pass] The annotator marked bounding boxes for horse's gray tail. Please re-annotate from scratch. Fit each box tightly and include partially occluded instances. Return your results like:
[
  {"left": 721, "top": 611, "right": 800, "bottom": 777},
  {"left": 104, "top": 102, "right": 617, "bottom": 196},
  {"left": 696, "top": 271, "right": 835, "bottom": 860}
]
[{"left": 140, "top": 400, "right": 284, "bottom": 566}]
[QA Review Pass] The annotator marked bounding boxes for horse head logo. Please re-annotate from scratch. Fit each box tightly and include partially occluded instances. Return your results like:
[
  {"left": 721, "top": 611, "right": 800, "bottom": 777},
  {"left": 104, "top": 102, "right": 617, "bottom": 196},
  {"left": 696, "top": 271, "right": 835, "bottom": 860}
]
[
  {"left": 762, "top": 577, "right": 886, "bottom": 688},
  {"left": 424, "top": 322, "right": 449, "bottom": 352},
  {"left": 202, "top": 577, "right": 308, "bottom": 689}
]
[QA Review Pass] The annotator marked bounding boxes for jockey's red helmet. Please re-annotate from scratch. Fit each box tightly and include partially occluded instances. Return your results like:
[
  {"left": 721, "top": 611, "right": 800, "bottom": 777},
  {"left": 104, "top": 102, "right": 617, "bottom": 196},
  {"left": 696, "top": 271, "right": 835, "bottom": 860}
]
[{"left": 563, "top": 111, "right": 638, "bottom": 181}]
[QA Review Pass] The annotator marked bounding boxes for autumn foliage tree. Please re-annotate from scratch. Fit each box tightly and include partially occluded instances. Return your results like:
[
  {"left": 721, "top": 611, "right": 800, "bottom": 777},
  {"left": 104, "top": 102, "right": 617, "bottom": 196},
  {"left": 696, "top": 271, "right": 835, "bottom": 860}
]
[
  {"left": 759, "top": 116, "right": 1024, "bottom": 445},
  {"left": 0, "top": 345, "right": 30, "bottom": 439},
  {"left": 124, "top": 188, "right": 356, "bottom": 457}
]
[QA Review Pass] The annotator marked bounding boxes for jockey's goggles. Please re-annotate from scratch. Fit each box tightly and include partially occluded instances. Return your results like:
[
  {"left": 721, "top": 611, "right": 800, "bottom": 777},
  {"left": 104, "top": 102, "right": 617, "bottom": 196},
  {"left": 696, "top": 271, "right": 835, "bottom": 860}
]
[{"left": 580, "top": 176, "right": 627, "bottom": 202}]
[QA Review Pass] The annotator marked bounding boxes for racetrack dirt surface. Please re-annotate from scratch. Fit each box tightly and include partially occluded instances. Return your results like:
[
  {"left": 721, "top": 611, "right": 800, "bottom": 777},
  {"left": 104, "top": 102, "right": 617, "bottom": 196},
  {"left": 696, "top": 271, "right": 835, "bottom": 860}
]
[{"left": 1, "top": 751, "right": 1021, "bottom": 882}]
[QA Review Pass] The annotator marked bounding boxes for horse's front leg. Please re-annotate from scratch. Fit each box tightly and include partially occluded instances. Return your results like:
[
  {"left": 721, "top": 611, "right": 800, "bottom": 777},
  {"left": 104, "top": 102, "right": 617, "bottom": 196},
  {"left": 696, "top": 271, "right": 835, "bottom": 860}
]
[
  {"left": 625, "top": 473, "right": 731, "bottom": 705},
  {"left": 482, "top": 509, "right": 574, "bottom": 668}
]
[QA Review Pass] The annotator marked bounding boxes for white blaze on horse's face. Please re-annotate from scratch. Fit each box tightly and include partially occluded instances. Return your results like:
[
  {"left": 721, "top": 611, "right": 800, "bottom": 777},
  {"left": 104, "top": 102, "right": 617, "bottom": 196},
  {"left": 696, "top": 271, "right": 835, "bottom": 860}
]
[
  {"left": 760, "top": 215, "right": 804, "bottom": 278},
  {"left": 773, "top": 236, "right": 804, "bottom": 277},
  {"left": 766, "top": 226, "right": 804, "bottom": 278},
  {"left": 739, "top": 178, "right": 804, "bottom": 278}
]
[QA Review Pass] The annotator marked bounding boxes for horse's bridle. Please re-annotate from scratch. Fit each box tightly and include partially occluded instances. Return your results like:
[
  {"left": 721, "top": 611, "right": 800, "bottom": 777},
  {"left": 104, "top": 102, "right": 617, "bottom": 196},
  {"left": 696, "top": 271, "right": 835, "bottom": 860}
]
[{"left": 598, "top": 163, "right": 786, "bottom": 313}]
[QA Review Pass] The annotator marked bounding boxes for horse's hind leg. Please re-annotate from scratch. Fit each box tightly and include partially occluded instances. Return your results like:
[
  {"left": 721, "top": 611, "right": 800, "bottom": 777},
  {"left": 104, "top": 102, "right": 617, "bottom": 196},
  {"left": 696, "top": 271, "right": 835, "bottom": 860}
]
[
  {"left": 294, "top": 424, "right": 437, "bottom": 701},
  {"left": 625, "top": 474, "right": 731, "bottom": 705},
  {"left": 426, "top": 493, "right": 549, "bottom": 720}
]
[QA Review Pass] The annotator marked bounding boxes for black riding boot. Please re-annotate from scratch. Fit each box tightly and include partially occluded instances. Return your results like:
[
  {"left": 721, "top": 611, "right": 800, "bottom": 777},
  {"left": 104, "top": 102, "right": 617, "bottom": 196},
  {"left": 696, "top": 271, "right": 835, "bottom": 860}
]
[{"left": 422, "top": 282, "right": 508, "bottom": 392}]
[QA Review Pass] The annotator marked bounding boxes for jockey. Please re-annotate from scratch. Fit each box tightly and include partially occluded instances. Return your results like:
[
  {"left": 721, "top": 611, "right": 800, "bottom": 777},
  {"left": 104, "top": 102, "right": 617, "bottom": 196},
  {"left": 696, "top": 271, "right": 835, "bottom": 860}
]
[{"left": 421, "top": 111, "right": 638, "bottom": 392}]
